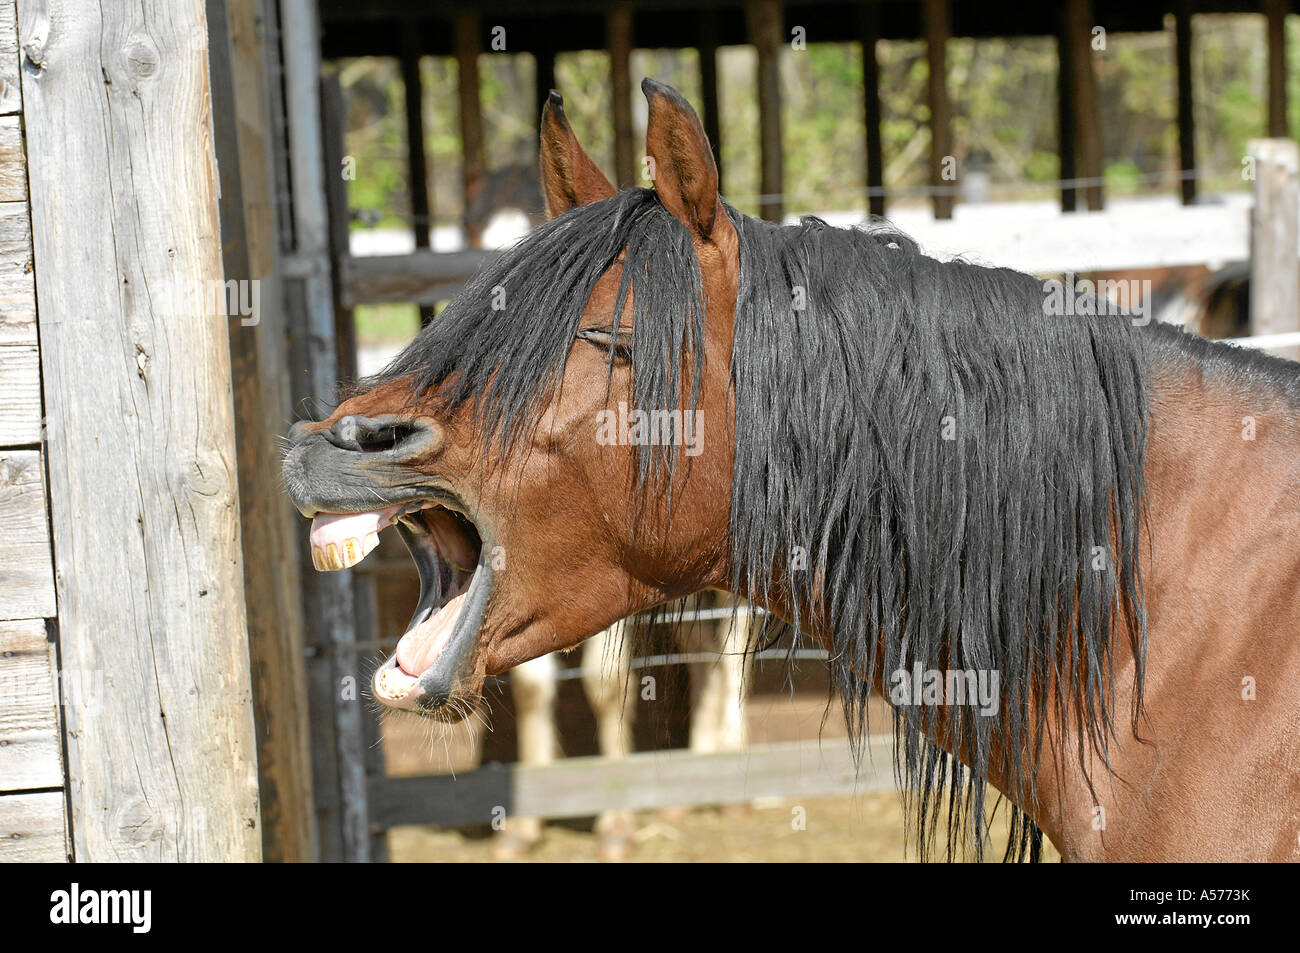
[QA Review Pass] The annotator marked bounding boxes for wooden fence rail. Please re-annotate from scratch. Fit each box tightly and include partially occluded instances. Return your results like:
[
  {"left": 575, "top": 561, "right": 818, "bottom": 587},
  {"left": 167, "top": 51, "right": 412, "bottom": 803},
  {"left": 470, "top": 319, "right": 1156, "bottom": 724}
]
[{"left": 369, "top": 736, "right": 893, "bottom": 830}]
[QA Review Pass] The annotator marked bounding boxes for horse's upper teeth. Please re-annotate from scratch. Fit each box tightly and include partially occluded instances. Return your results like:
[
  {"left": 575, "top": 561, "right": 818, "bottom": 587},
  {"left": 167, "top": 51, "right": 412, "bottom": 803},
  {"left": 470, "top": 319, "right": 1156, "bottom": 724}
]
[{"left": 311, "top": 532, "right": 380, "bottom": 571}]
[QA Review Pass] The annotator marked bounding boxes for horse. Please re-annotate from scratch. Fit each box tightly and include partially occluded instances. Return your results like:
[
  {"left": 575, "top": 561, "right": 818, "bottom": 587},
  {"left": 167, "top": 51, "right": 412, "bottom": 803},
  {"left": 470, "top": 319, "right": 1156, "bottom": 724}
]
[{"left": 284, "top": 79, "right": 1300, "bottom": 861}]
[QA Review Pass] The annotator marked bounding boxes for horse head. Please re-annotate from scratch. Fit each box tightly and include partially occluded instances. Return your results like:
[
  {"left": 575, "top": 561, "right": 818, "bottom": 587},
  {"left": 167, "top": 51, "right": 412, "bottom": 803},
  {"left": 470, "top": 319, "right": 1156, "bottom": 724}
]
[{"left": 283, "top": 80, "right": 741, "bottom": 719}]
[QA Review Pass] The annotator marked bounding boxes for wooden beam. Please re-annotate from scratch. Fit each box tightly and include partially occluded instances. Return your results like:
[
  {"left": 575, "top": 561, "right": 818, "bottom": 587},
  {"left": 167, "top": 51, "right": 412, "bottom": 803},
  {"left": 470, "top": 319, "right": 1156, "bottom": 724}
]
[
  {"left": 607, "top": 3, "right": 636, "bottom": 189},
  {"left": 369, "top": 737, "right": 893, "bottom": 828},
  {"left": 206, "top": 0, "right": 316, "bottom": 863},
  {"left": 18, "top": 0, "right": 260, "bottom": 861},
  {"left": 1065, "top": 0, "right": 1104, "bottom": 210},
  {"left": 861, "top": 1, "right": 884, "bottom": 218},
  {"left": 1265, "top": 0, "right": 1289, "bottom": 138},
  {"left": 281, "top": 0, "right": 370, "bottom": 863},
  {"left": 1249, "top": 138, "right": 1300, "bottom": 361},
  {"left": 746, "top": 0, "right": 784, "bottom": 221},
  {"left": 699, "top": 12, "right": 723, "bottom": 193},
  {"left": 925, "top": 0, "right": 954, "bottom": 220},
  {"left": 455, "top": 13, "right": 486, "bottom": 248},
  {"left": 341, "top": 249, "right": 498, "bottom": 308},
  {"left": 1175, "top": 1, "right": 1196, "bottom": 205}
]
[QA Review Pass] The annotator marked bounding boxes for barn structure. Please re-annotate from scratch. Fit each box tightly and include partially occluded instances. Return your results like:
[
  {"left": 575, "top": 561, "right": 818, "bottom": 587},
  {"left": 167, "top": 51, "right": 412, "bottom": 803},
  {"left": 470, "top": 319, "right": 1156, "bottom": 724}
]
[{"left": 0, "top": 0, "right": 1296, "bottom": 863}]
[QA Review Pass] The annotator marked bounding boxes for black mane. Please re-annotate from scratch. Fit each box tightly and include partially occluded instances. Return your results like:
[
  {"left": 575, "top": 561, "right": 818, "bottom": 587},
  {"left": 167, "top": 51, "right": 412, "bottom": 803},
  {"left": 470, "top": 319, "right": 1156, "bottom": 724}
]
[{"left": 365, "top": 187, "right": 1180, "bottom": 860}]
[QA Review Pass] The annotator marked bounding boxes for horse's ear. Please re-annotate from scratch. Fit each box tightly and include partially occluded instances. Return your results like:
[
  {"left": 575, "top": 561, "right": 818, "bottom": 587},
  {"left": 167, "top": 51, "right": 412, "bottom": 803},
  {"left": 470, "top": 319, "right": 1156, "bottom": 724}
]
[
  {"left": 642, "top": 78, "right": 726, "bottom": 244},
  {"left": 539, "top": 90, "right": 616, "bottom": 219}
]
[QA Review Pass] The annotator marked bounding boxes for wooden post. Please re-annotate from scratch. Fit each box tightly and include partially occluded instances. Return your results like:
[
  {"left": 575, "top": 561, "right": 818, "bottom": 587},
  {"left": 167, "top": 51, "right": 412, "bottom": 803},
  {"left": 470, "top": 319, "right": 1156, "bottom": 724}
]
[
  {"left": 746, "top": 0, "right": 784, "bottom": 222},
  {"left": 924, "top": 0, "right": 954, "bottom": 220},
  {"left": 18, "top": 0, "right": 261, "bottom": 860},
  {"left": 535, "top": 47, "right": 556, "bottom": 121},
  {"left": 1249, "top": 139, "right": 1300, "bottom": 360},
  {"left": 1265, "top": 0, "right": 1289, "bottom": 138},
  {"left": 206, "top": 0, "right": 316, "bottom": 863},
  {"left": 607, "top": 4, "right": 636, "bottom": 189},
  {"left": 399, "top": 23, "right": 434, "bottom": 326},
  {"left": 322, "top": 74, "right": 357, "bottom": 382},
  {"left": 280, "top": 0, "right": 370, "bottom": 863},
  {"left": 1175, "top": 1, "right": 1196, "bottom": 205},
  {"left": 1065, "top": 0, "right": 1104, "bottom": 210},
  {"left": 455, "top": 13, "right": 485, "bottom": 248},
  {"left": 699, "top": 12, "right": 723, "bottom": 193},
  {"left": 1057, "top": 9, "right": 1078, "bottom": 212},
  {"left": 861, "top": 1, "right": 885, "bottom": 218}
]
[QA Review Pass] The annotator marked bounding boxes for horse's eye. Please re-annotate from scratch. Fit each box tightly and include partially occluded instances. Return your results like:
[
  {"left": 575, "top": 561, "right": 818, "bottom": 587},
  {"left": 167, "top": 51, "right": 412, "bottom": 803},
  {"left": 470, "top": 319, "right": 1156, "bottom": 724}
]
[{"left": 578, "top": 327, "right": 633, "bottom": 360}]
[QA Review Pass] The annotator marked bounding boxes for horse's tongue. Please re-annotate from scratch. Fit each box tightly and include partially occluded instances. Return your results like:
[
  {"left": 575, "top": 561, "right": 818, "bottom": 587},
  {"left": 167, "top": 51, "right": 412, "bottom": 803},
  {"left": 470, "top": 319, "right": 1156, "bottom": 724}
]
[
  {"left": 397, "top": 591, "right": 469, "bottom": 676},
  {"left": 309, "top": 507, "right": 398, "bottom": 571}
]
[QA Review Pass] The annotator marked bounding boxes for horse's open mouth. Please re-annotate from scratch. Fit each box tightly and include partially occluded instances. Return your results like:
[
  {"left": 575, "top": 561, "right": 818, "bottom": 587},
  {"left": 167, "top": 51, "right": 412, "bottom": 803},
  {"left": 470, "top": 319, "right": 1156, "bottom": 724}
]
[{"left": 308, "top": 499, "right": 490, "bottom": 713}]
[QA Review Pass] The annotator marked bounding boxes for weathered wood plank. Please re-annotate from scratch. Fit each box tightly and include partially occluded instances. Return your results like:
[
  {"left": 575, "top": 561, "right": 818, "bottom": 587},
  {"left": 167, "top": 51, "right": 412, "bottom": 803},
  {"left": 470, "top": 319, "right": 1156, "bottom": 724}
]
[
  {"left": 454, "top": 12, "right": 485, "bottom": 249},
  {"left": 341, "top": 249, "right": 496, "bottom": 307},
  {"left": 0, "top": 1, "right": 20, "bottom": 116},
  {"left": 207, "top": 0, "right": 316, "bottom": 865},
  {"left": 924, "top": 0, "right": 953, "bottom": 220},
  {"left": 0, "top": 618, "right": 60, "bottom": 790},
  {"left": 18, "top": 0, "right": 260, "bottom": 861},
  {"left": 281, "top": 0, "right": 368, "bottom": 864},
  {"left": 370, "top": 737, "right": 893, "bottom": 829},
  {"left": 0, "top": 116, "right": 24, "bottom": 201},
  {"left": 0, "top": 342, "right": 38, "bottom": 444},
  {"left": 0, "top": 200, "right": 36, "bottom": 346},
  {"left": 0, "top": 451, "right": 55, "bottom": 620},
  {"left": 1249, "top": 139, "right": 1300, "bottom": 362},
  {"left": 746, "top": 0, "right": 784, "bottom": 222},
  {"left": 0, "top": 790, "right": 67, "bottom": 861}
]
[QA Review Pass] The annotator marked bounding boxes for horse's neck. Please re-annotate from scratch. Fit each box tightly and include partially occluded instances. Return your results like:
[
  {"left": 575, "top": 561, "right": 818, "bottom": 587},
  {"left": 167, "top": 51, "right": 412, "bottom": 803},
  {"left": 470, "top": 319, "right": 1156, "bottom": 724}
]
[
  {"left": 1037, "top": 367, "right": 1300, "bottom": 859},
  {"left": 748, "top": 359, "right": 1300, "bottom": 859}
]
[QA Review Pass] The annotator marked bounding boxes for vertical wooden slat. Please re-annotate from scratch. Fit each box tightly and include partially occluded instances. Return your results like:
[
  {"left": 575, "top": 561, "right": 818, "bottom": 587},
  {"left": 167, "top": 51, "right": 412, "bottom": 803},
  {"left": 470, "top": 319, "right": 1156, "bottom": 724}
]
[
  {"left": 18, "top": 0, "right": 261, "bottom": 861},
  {"left": 860, "top": 0, "right": 884, "bottom": 218},
  {"left": 1057, "top": 9, "right": 1078, "bottom": 213},
  {"left": 699, "top": 12, "right": 723, "bottom": 192},
  {"left": 1175, "top": 1, "right": 1196, "bottom": 205},
  {"left": 534, "top": 46, "right": 555, "bottom": 121},
  {"left": 352, "top": 572, "right": 390, "bottom": 863},
  {"left": 1265, "top": 0, "right": 1289, "bottom": 138},
  {"left": 455, "top": 13, "right": 485, "bottom": 249},
  {"left": 280, "top": 0, "right": 369, "bottom": 864},
  {"left": 1249, "top": 138, "right": 1300, "bottom": 361},
  {"left": 399, "top": 22, "right": 434, "bottom": 326},
  {"left": 1065, "top": 0, "right": 1104, "bottom": 210},
  {"left": 746, "top": 0, "right": 784, "bottom": 222},
  {"left": 607, "top": 3, "right": 635, "bottom": 189},
  {"left": 924, "top": 0, "right": 953, "bottom": 220},
  {"left": 207, "top": 0, "right": 316, "bottom": 865},
  {"left": 321, "top": 73, "right": 357, "bottom": 381}
]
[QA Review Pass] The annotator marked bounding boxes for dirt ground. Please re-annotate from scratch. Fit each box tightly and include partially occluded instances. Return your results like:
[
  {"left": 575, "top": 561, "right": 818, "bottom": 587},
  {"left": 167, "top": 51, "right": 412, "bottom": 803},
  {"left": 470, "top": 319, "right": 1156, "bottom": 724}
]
[{"left": 388, "top": 790, "right": 1062, "bottom": 862}]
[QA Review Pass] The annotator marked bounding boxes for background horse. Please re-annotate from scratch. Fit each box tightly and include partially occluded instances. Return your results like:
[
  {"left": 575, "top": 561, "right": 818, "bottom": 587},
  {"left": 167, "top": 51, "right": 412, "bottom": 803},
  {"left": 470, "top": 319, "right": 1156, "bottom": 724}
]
[
  {"left": 285, "top": 80, "right": 1300, "bottom": 861},
  {"left": 501, "top": 591, "right": 752, "bottom": 858}
]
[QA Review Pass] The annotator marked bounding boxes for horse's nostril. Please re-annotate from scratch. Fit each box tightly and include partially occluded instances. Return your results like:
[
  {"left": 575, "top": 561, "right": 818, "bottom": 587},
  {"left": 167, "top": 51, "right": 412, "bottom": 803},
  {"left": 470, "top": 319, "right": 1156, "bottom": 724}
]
[{"left": 321, "top": 414, "right": 437, "bottom": 456}]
